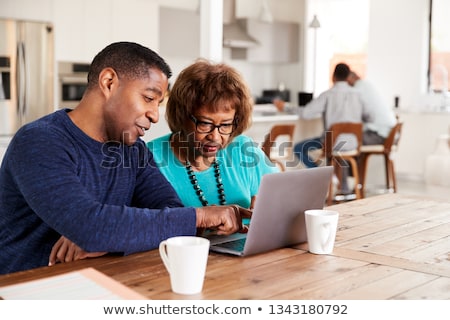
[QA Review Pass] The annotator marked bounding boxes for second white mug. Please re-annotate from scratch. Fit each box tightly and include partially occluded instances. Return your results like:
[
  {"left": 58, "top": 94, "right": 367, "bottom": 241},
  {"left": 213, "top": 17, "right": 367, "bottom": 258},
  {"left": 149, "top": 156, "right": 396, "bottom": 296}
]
[{"left": 305, "top": 209, "right": 339, "bottom": 254}]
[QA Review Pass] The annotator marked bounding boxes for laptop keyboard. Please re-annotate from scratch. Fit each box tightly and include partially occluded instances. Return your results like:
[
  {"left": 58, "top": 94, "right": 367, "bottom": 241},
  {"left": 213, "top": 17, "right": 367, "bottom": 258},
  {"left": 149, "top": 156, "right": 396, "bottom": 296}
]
[{"left": 217, "top": 237, "right": 246, "bottom": 252}]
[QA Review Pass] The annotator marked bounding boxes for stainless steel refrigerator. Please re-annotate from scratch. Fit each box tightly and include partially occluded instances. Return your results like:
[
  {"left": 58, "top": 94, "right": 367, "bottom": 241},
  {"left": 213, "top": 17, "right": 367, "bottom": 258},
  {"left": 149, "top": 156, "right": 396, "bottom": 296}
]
[{"left": 0, "top": 18, "right": 54, "bottom": 150}]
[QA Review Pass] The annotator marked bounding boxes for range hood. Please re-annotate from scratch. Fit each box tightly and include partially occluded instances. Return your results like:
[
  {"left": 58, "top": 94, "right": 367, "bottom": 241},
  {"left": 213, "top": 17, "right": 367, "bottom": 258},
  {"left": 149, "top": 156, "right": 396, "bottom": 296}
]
[
  {"left": 223, "top": 0, "right": 258, "bottom": 48},
  {"left": 223, "top": 22, "right": 258, "bottom": 48}
]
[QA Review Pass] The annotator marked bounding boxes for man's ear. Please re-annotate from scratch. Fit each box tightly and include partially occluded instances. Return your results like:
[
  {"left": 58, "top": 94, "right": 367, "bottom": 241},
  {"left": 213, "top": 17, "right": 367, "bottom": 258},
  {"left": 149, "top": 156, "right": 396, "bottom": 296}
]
[{"left": 98, "top": 68, "right": 117, "bottom": 96}]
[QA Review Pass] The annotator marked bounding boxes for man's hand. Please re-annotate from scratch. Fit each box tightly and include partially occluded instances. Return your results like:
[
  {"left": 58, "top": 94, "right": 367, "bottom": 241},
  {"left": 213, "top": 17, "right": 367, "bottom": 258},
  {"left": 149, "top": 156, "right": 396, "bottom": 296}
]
[
  {"left": 196, "top": 205, "right": 252, "bottom": 235},
  {"left": 273, "top": 98, "right": 285, "bottom": 112},
  {"left": 48, "top": 236, "right": 107, "bottom": 266}
]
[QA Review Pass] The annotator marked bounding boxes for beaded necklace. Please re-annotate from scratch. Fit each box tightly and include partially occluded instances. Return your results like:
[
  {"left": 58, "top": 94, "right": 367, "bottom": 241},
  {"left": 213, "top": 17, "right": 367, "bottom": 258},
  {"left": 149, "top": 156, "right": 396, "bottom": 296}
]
[{"left": 185, "top": 159, "right": 226, "bottom": 206}]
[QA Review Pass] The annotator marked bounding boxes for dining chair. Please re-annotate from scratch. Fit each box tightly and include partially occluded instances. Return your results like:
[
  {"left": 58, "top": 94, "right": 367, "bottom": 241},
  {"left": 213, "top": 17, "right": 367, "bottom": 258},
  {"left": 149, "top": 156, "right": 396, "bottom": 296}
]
[
  {"left": 261, "top": 124, "right": 296, "bottom": 171},
  {"left": 359, "top": 122, "right": 403, "bottom": 197},
  {"left": 323, "top": 122, "right": 363, "bottom": 205}
]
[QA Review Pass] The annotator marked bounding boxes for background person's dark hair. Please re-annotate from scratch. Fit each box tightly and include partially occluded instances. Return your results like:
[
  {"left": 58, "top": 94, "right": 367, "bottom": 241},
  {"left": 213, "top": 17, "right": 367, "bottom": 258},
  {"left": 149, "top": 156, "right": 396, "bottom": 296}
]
[
  {"left": 87, "top": 41, "right": 172, "bottom": 89},
  {"left": 333, "top": 63, "right": 350, "bottom": 81}
]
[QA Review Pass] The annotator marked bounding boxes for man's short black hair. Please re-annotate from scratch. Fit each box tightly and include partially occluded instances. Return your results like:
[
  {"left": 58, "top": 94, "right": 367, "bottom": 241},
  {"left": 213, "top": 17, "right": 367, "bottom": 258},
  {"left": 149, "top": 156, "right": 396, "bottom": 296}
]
[
  {"left": 333, "top": 63, "right": 350, "bottom": 81},
  {"left": 87, "top": 41, "right": 172, "bottom": 89}
]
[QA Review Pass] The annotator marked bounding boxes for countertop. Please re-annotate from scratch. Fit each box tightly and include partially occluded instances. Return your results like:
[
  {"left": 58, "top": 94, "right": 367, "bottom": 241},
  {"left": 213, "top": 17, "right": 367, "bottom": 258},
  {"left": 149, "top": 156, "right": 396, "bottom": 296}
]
[{"left": 252, "top": 104, "right": 299, "bottom": 122}]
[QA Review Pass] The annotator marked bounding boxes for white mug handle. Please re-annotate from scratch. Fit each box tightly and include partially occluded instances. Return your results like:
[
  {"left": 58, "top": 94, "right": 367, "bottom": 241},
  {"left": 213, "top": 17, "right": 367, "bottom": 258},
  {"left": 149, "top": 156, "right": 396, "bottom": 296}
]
[
  {"left": 159, "top": 240, "right": 171, "bottom": 274},
  {"left": 321, "top": 222, "right": 333, "bottom": 251}
]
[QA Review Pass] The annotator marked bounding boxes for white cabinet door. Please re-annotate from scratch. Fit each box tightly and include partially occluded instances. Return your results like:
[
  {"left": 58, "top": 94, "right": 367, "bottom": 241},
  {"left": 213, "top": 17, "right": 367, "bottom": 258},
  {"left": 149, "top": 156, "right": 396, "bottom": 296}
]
[
  {"left": 0, "top": 0, "right": 53, "bottom": 22},
  {"left": 159, "top": 7, "right": 200, "bottom": 59},
  {"left": 84, "top": 0, "right": 113, "bottom": 60},
  {"left": 111, "top": 0, "right": 159, "bottom": 50},
  {"left": 54, "top": 0, "right": 111, "bottom": 62},
  {"left": 231, "top": 19, "right": 299, "bottom": 63},
  {"left": 54, "top": 0, "right": 90, "bottom": 62},
  {"left": 54, "top": 0, "right": 158, "bottom": 62}
]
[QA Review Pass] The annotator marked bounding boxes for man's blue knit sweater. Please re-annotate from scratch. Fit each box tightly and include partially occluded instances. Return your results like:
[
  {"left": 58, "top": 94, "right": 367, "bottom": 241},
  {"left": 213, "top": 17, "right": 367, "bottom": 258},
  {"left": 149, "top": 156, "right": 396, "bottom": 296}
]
[{"left": 0, "top": 109, "right": 196, "bottom": 274}]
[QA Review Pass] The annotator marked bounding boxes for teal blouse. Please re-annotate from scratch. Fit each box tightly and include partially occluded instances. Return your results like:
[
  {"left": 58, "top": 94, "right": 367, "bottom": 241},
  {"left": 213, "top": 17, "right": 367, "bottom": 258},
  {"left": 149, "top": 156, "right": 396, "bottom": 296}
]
[{"left": 147, "top": 134, "right": 279, "bottom": 209}]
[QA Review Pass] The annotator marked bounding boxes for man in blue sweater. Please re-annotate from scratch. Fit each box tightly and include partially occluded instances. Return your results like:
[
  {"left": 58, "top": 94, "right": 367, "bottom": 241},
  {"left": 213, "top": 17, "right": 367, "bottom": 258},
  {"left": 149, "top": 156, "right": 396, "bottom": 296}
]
[{"left": 0, "top": 42, "right": 246, "bottom": 274}]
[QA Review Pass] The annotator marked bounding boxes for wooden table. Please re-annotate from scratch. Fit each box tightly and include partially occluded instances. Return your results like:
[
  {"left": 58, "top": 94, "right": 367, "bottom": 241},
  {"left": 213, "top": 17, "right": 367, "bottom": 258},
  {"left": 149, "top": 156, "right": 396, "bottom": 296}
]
[{"left": 0, "top": 193, "right": 449, "bottom": 299}]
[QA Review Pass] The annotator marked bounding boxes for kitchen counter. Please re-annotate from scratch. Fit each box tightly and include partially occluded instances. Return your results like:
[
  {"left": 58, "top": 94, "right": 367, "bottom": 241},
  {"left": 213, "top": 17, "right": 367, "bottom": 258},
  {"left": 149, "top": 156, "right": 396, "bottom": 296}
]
[
  {"left": 253, "top": 113, "right": 299, "bottom": 122},
  {"left": 247, "top": 104, "right": 322, "bottom": 147},
  {"left": 251, "top": 104, "right": 299, "bottom": 123}
]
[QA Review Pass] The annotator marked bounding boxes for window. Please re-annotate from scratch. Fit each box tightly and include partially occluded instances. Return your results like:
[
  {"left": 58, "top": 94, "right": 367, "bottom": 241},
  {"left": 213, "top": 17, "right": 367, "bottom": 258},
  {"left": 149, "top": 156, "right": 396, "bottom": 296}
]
[
  {"left": 306, "top": 0, "right": 369, "bottom": 94},
  {"left": 429, "top": 0, "right": 450, "bottom": 93}
]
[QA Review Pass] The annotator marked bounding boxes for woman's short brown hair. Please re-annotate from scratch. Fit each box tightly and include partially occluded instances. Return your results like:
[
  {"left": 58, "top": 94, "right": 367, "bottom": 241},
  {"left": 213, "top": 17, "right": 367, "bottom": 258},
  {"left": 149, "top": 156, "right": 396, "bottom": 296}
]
[{"left": 166, "top": 59, "right": 253, "bottom": 139}]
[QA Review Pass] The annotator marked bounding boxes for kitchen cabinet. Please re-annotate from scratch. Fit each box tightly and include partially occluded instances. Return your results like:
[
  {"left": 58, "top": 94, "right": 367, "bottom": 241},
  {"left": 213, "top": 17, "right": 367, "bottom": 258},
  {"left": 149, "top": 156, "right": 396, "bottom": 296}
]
[
  {"left": 0, "top": 0, "right": 53, "bottom": 22},
  {"left": 159, "top": 7, "right": 200, "bottom": 59},
  {"left": 53, "top": 0, "right": 158, "bottom": 62},
  {"left": 230, "top": 19, "right": 299, "bottom": 63},
  {"left": 110, "top": 0, "right": 158, "bottom": 50},
  {"left": 53, "top": 0, "right": 109, "bottom": 62}
]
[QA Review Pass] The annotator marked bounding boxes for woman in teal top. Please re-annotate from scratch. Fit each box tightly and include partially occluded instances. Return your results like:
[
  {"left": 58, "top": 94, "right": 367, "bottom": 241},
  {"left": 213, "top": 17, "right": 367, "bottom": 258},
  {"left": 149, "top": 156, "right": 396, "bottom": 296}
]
[
  {"left": 147, "top": 60, "right": 279, "bottom": 210},
  {"left": 149, "top": 134, "right": 276, "bottom": 209}
]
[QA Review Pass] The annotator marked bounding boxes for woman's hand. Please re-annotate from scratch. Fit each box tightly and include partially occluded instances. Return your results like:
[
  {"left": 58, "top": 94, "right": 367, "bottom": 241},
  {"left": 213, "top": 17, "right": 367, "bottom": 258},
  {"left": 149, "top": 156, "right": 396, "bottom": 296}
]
[{"left": 48, "top": 236, "right": 107, "bottom": 266}]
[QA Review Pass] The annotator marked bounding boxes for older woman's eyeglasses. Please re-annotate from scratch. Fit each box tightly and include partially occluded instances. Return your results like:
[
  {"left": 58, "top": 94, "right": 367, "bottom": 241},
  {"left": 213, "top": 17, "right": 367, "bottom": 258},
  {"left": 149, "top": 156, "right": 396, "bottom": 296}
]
[{"left": 189, "top": 115, "right": 235, "bottom": 135}]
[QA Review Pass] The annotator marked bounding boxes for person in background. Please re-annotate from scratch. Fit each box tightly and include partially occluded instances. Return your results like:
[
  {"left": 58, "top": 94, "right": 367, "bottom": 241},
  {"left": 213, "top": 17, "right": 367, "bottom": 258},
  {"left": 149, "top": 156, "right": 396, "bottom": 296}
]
[
  {"left": 347, "top": 71, "right": 397, "bottom": 145},
  {"left": 277, "top": 63, "right": 370, "bottom": 167},
  {"left": 275, "top": 63, "right": 370, "bottom": 193},
  {"left": 0, "top": 42, "right": 248, "bottom": 275},
  {"left": 147, "top": 60, "right": 279, "bottom": 224}
]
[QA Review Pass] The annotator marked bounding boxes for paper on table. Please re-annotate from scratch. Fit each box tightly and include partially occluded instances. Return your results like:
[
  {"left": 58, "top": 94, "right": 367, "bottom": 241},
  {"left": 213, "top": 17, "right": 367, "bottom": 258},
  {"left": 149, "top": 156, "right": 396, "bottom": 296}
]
[{"left": 0, "top": 267, "right": 146, "bottom": 300}]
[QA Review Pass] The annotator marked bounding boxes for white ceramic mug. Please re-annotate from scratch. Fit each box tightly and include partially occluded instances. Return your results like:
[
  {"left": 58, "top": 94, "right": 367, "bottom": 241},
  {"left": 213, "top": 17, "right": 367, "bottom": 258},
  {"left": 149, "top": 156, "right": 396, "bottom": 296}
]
[
  {"left": 159, "top": 236, "right": 210, "bottom": 295},
  {"left": 305, "top": 209, "right": 339, "bottom": 254}
]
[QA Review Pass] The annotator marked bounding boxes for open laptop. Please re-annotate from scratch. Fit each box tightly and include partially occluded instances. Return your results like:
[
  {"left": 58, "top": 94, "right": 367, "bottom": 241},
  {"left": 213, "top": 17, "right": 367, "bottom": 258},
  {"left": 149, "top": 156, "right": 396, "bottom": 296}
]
[{"left": 206, "top": 166, "right": 334, "bottom": 256}]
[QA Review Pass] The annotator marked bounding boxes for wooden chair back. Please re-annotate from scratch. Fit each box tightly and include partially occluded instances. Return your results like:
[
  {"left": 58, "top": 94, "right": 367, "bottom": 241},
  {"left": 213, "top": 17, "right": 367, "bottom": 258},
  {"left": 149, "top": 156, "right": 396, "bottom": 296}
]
[
  {"left": 323, "top": 122, "right": 363, "bottom": 205},
  {"left": 324, "top": 122, "right": 363, "bottom": 161},
  {"left": 261, "top": 124, "right": 296, "bottom": 171},
  {"left": 383, "top": 122, "right": 403, "bottom": 154},
  {"left": 359, "top": 121, "right": 403, "bottom": 197},
  {"left": 261, "top": 124, "right": 296, "bottom": 158}
]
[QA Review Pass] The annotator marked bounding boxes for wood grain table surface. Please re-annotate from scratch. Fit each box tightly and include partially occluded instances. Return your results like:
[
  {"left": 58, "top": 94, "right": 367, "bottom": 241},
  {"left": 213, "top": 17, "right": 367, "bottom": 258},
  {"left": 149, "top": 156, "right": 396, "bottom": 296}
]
[{"left": 1, "top": 193, "right": 449, "bottom": 300}]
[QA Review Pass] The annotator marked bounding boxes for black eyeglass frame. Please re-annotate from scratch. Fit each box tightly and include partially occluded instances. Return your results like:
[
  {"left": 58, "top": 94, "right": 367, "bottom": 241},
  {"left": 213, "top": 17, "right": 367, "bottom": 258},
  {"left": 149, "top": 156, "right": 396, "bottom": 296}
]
[{"left": 189, "top": 114, "right": 236, "bottom": 135}]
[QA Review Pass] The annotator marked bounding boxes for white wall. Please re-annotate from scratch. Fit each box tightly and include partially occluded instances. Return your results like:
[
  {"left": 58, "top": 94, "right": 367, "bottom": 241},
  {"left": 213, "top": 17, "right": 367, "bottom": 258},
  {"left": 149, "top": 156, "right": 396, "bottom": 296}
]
[
  {"left": 0, "top": 0, "right": 433, "bottom": 109},
  {"left": 368, "top": 0, "right": 429, "bottom": 110},
  {"left": 366, "top": 0, "right": 437, "bottom": 182},
  {"left": 395, "top": 111, "right": 450, "bottom": 180}
]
